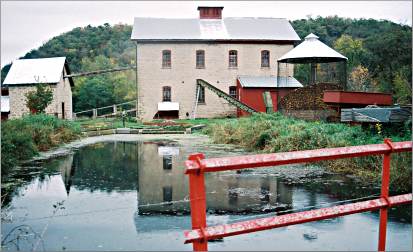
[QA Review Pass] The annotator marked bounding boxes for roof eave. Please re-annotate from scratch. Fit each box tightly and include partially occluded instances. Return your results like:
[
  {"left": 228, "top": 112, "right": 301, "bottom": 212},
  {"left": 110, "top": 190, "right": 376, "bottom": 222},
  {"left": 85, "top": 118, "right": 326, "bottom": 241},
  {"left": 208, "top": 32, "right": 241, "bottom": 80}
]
[
  {"left": 278, "top": 56, "right": 348, "bottom": 64},
  {"left": 132, "top": 38, "right": 300, "bottom": 43},
  {"left": 4, "top": 82, "right": 59, "bottom": 87}
]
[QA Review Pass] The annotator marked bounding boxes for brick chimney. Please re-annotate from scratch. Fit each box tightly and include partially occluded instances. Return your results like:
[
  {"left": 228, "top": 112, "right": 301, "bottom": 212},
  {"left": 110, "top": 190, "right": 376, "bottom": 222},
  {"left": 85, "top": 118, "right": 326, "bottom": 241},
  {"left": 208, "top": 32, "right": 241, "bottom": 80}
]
[{"left": 197, "top": 6, "right": 224, "bottom": 19}]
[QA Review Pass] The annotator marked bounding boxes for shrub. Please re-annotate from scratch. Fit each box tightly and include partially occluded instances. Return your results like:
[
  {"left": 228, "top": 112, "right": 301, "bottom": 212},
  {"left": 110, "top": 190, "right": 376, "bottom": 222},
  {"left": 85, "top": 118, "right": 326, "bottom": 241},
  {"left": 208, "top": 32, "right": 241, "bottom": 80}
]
[
  {"left": 25, "top": 84, "right": 53, "bottom": 113},
  {"left": 1, "top": 114, "right": 81, "bottom": 177}
]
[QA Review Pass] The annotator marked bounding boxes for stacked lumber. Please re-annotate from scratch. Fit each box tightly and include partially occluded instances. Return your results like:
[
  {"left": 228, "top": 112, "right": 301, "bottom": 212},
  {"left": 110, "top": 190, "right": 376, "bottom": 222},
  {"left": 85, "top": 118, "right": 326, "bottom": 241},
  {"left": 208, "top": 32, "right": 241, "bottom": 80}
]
[{"left": 279, "top": 82, "right": 343, "bottom": 110}]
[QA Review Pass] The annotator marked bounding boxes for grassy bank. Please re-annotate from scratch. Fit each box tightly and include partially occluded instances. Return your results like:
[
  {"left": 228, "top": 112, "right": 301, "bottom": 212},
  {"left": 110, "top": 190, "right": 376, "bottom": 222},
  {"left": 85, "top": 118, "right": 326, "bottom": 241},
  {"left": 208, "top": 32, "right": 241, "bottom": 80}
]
[
  {"left": 204, "top": 113, "right": 412, "bottom": 193},
  {"left": 1, "top": 114, "right": 82, "bottom": 176}
]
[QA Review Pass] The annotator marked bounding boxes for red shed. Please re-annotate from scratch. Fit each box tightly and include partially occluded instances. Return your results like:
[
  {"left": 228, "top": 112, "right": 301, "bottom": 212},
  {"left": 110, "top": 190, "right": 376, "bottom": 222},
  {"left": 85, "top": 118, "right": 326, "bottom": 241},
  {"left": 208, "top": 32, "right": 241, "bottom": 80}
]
[
  {"left": 237, "top": 76, "right": 303, "bottom": 116},
  {"left": 323, "top": 90, "right": 393, "bottom": 108}
]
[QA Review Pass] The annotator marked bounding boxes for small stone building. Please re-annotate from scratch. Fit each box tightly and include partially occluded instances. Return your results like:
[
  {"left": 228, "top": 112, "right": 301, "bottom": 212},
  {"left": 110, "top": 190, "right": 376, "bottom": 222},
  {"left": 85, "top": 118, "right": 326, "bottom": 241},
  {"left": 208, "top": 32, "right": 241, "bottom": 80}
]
[{"left": 2, "top": 57, "right": 74, "bottom": 119}]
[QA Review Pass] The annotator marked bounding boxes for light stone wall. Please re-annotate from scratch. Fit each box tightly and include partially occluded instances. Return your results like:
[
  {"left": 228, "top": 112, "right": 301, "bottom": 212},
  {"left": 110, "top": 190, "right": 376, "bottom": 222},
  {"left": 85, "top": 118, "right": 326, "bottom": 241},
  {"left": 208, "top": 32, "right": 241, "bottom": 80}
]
[
  {"left": 136, "top": 42, "right": 294, "bottom": 121},
  {"left": 8, "top": 68, "right": 73, "bottom": 119},
  {"left": 9, "top": 86, "right": 36, "bottom": 119}
]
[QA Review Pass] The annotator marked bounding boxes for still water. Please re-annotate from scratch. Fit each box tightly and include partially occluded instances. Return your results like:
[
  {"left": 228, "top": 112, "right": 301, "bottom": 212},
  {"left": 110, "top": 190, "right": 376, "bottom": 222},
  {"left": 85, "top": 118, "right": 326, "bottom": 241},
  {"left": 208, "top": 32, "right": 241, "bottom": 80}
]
[{"left": 1, "top": 138, "right": 411, "bottom": 251}]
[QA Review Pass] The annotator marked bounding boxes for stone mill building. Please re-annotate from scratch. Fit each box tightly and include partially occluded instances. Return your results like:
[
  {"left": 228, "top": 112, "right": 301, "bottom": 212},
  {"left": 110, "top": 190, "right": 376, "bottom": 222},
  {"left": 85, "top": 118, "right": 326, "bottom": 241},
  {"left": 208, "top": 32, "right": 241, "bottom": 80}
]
[{"left": 131, "top": 6, "right": 302, "bottom": 121}]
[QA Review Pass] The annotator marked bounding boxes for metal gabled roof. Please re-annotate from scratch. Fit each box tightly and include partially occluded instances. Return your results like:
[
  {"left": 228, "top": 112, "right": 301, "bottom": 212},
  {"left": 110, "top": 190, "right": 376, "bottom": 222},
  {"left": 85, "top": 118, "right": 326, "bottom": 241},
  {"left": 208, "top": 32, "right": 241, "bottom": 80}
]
[
  {"left": 278, "top": 33, "right": 347, "bottom": 63},
  {"left": 131, "top": 17, "right": 300, "bottom": 42},
  {"left": 3, "top": 57, "right": 68, "bottom": 85},
  {"left": 238, "top": 76, "right": 303, "bottom": 88}
]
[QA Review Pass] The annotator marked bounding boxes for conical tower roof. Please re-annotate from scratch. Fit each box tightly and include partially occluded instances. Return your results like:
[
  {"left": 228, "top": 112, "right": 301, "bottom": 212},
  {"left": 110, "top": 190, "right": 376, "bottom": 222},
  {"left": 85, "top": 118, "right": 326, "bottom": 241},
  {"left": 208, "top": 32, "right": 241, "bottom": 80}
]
[{"left": 278, "top": 33, "right": 347, "bottom": 63}]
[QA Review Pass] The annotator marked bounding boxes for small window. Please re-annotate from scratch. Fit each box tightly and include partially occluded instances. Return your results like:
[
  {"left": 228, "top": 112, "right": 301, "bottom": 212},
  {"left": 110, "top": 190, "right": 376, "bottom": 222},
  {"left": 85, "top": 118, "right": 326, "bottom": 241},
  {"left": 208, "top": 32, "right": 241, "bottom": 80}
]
[
  {"left": 261, "top": 50, "right": 270, "bottom": 68},
  {"left": 229, "top": 86, "right": 237, "bottom": 99},
  {"left": 196, "top": 50, "right": 205, "bottom": 69},
  {"left": 163, "top": 155, "right": 172, "bottom": 170},
  {"left": 162, "top": 50, "right": 171, "bottom": 68},
  {"left": 197, "top": 86, "right": 205, "bottom": 103},
  {"left": 162, "top": 86, "right": 171, "bottom": 102},
  {"left": 229, "top": 50, "right": 238, "bottom": 68}
]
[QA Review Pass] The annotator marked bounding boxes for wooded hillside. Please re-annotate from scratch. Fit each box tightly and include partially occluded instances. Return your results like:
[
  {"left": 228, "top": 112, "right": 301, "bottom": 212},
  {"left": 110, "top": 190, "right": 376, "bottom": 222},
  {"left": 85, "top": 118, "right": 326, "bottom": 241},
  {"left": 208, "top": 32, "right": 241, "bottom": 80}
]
[
  {"left": 1, "top": 17, "right": 411, "bottom": 112},
  {"left": 1, "top": 23, "right": 136, "bottom": 113}
]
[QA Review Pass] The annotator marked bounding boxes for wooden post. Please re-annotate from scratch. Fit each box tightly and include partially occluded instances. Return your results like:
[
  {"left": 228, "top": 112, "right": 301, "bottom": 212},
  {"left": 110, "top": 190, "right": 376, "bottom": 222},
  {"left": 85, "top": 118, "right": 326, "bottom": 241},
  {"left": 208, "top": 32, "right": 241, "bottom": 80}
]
[
  {"left": 93, "top": 109, "right": 97, "bottom": 119},
  {"left": 113, "top": 105, "right": 117, "bottom": 115},
  {"left": 310, "top": 63, "right": 317, "bottom": 85}
]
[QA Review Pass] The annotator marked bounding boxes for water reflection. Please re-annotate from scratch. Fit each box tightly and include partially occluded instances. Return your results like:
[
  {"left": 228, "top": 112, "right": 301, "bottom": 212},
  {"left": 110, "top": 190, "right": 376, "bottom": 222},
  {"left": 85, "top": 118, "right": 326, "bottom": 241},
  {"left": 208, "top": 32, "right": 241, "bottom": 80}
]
[
  {"left": 136, "top": 141, "right": 292, "bottom": 215},
  {"left": 71, "top": 142, "right": 138, "bottom": 192},
  {"left": 1, "top": 140, "right": 411, "bottom": 251}
]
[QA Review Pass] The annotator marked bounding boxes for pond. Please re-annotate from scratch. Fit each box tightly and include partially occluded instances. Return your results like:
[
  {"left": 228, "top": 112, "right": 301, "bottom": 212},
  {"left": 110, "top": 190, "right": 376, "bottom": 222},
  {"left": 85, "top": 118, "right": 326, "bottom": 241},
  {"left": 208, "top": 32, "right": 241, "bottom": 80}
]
[{"left": 1, "top": 136, "right": 411, "bottom": 251}]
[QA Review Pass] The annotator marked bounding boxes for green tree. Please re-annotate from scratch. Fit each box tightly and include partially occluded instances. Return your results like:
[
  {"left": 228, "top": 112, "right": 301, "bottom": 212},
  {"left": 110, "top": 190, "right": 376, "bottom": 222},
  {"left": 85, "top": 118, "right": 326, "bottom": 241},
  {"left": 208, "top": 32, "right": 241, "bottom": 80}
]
[
  {"left": 73, "top": 55, "right": 135, "bottom": 112},
  {"left": 363, "top": 29, "right": 412, "bottom": 93},
  {"left": 393, "top": 67, "right": 412, "bottom": 105},
  {"left": 348, "top": 65, "right": 373, "bottom": 91},
  {"left": 74, "top": 78, "right": 116, "bottom": 111},
  {"left": 293, "top": 64, "right": 310, "bottom": 85},
  {"left": 25, "top": 84, "right": 53, "bottom": 113},
  {"left": 333, "top": 35, "right": 366, "bottom": 71}
]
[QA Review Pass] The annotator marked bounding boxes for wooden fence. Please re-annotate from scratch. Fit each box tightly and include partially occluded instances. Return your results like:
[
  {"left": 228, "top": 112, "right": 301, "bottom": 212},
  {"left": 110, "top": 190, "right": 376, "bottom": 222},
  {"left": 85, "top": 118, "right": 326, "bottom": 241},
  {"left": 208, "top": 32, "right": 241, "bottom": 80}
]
[{"left": 73, "top": 100, "right": 136, "bottom": 119}]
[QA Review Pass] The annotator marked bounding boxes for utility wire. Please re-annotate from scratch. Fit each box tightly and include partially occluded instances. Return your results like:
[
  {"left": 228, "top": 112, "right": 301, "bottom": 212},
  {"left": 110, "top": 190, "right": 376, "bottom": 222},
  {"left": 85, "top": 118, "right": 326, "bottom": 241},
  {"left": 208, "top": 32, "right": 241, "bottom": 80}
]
[{"left": 11, "top": 194, "right": 381, "bottom": 224}]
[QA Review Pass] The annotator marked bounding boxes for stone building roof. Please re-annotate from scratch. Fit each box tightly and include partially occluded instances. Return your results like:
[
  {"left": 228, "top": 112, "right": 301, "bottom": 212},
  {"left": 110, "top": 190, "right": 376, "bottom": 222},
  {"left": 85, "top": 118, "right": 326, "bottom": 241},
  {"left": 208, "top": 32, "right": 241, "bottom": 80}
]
[
  {"left": 3, "top": 57, "right": 74, "bottom": 86},
  {"left": 131, "top": 17, "right": 300, "bottom": 42}
]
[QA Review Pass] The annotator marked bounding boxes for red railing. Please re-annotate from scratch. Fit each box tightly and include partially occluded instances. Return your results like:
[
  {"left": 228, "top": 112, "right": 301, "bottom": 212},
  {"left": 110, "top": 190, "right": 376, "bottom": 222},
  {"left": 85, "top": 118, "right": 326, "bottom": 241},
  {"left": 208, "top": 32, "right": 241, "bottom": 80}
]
[{"left": 183, "top": 139, "right": 412, "bottom": 251}]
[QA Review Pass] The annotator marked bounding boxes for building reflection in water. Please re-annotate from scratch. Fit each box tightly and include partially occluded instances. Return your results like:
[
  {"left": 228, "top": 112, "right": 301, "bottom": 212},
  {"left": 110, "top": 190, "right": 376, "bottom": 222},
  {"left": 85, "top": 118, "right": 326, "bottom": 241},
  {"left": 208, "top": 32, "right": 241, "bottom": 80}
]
[
  {"left": 59, "top": 154, "right": 75, "bottom": 195},
  {"left": 137, "top": 141, "right": 293, "bottom": 215}
]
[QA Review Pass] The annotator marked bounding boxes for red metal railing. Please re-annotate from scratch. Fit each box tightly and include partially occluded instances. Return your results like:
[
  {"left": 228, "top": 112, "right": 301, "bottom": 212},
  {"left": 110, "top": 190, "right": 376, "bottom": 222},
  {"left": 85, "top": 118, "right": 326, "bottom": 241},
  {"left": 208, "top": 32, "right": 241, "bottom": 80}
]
[{"left": 183, "top": 139, "right": 412, "bottom": 251}]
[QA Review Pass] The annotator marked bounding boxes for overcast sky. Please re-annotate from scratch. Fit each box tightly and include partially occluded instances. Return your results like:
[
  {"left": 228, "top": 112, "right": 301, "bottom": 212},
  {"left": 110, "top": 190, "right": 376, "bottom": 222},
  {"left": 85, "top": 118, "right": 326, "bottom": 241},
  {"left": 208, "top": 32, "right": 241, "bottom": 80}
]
[{"left": 1, "top": 1, "right": 412, "bottom": 66}]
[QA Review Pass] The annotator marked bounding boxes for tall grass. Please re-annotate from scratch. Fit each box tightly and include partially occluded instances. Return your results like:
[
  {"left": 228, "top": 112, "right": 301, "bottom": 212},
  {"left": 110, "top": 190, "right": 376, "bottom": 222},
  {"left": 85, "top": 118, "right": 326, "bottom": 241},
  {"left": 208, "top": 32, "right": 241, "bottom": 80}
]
[
  {"left": 204, "top": 113, "right": 412, "bottom": 193},
  {"left": 1, "top": 114, "right": 81, "bottom": 176}
]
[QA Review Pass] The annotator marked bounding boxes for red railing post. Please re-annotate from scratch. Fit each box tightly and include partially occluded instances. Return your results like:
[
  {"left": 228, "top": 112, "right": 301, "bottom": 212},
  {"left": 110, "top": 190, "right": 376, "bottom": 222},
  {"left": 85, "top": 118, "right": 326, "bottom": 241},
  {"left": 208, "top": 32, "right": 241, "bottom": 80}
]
[
  {"left": 378, "top": 138, "right": 393, "bottom": 252},
  {"left": 184, "top": 141, "right": 412, "bottom": 250},
  {"left": 187, "top": 153, "right": 208, "bottom": 251}
]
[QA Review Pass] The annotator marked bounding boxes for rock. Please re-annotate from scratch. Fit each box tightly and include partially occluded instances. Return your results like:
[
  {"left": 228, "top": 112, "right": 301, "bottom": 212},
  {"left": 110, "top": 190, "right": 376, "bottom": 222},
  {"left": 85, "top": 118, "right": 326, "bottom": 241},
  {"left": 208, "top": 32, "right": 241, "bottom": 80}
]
[
  {"left": 116, "top": 128, "right": 131, "bottom": 134},
  {"left": 303, "top": 231, "right": 318, "bottom": 240}
]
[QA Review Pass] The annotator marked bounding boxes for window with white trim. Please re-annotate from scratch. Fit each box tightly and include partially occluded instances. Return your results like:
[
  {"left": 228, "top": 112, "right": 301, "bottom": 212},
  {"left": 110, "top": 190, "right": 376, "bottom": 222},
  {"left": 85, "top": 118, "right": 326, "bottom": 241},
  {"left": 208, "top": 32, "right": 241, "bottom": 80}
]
[
  {"left": 162, "top": 50, "right": 171, "bottom": 68},
  {"left": 229, "top": 50, "right": 238, "bottom": 68},
  {"left": 196, "top": 50, "right": 205, "bottom": 68},
  {"left": 261, "top": 50, "right": 270, "bottom": 68}
]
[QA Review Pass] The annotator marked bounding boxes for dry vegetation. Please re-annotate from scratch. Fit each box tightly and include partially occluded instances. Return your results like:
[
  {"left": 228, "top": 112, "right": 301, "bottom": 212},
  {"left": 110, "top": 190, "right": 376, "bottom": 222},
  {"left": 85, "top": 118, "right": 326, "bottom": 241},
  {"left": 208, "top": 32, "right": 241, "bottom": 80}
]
[{"left": 204, "top": 113, "right": 412, "bottom": 193}]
